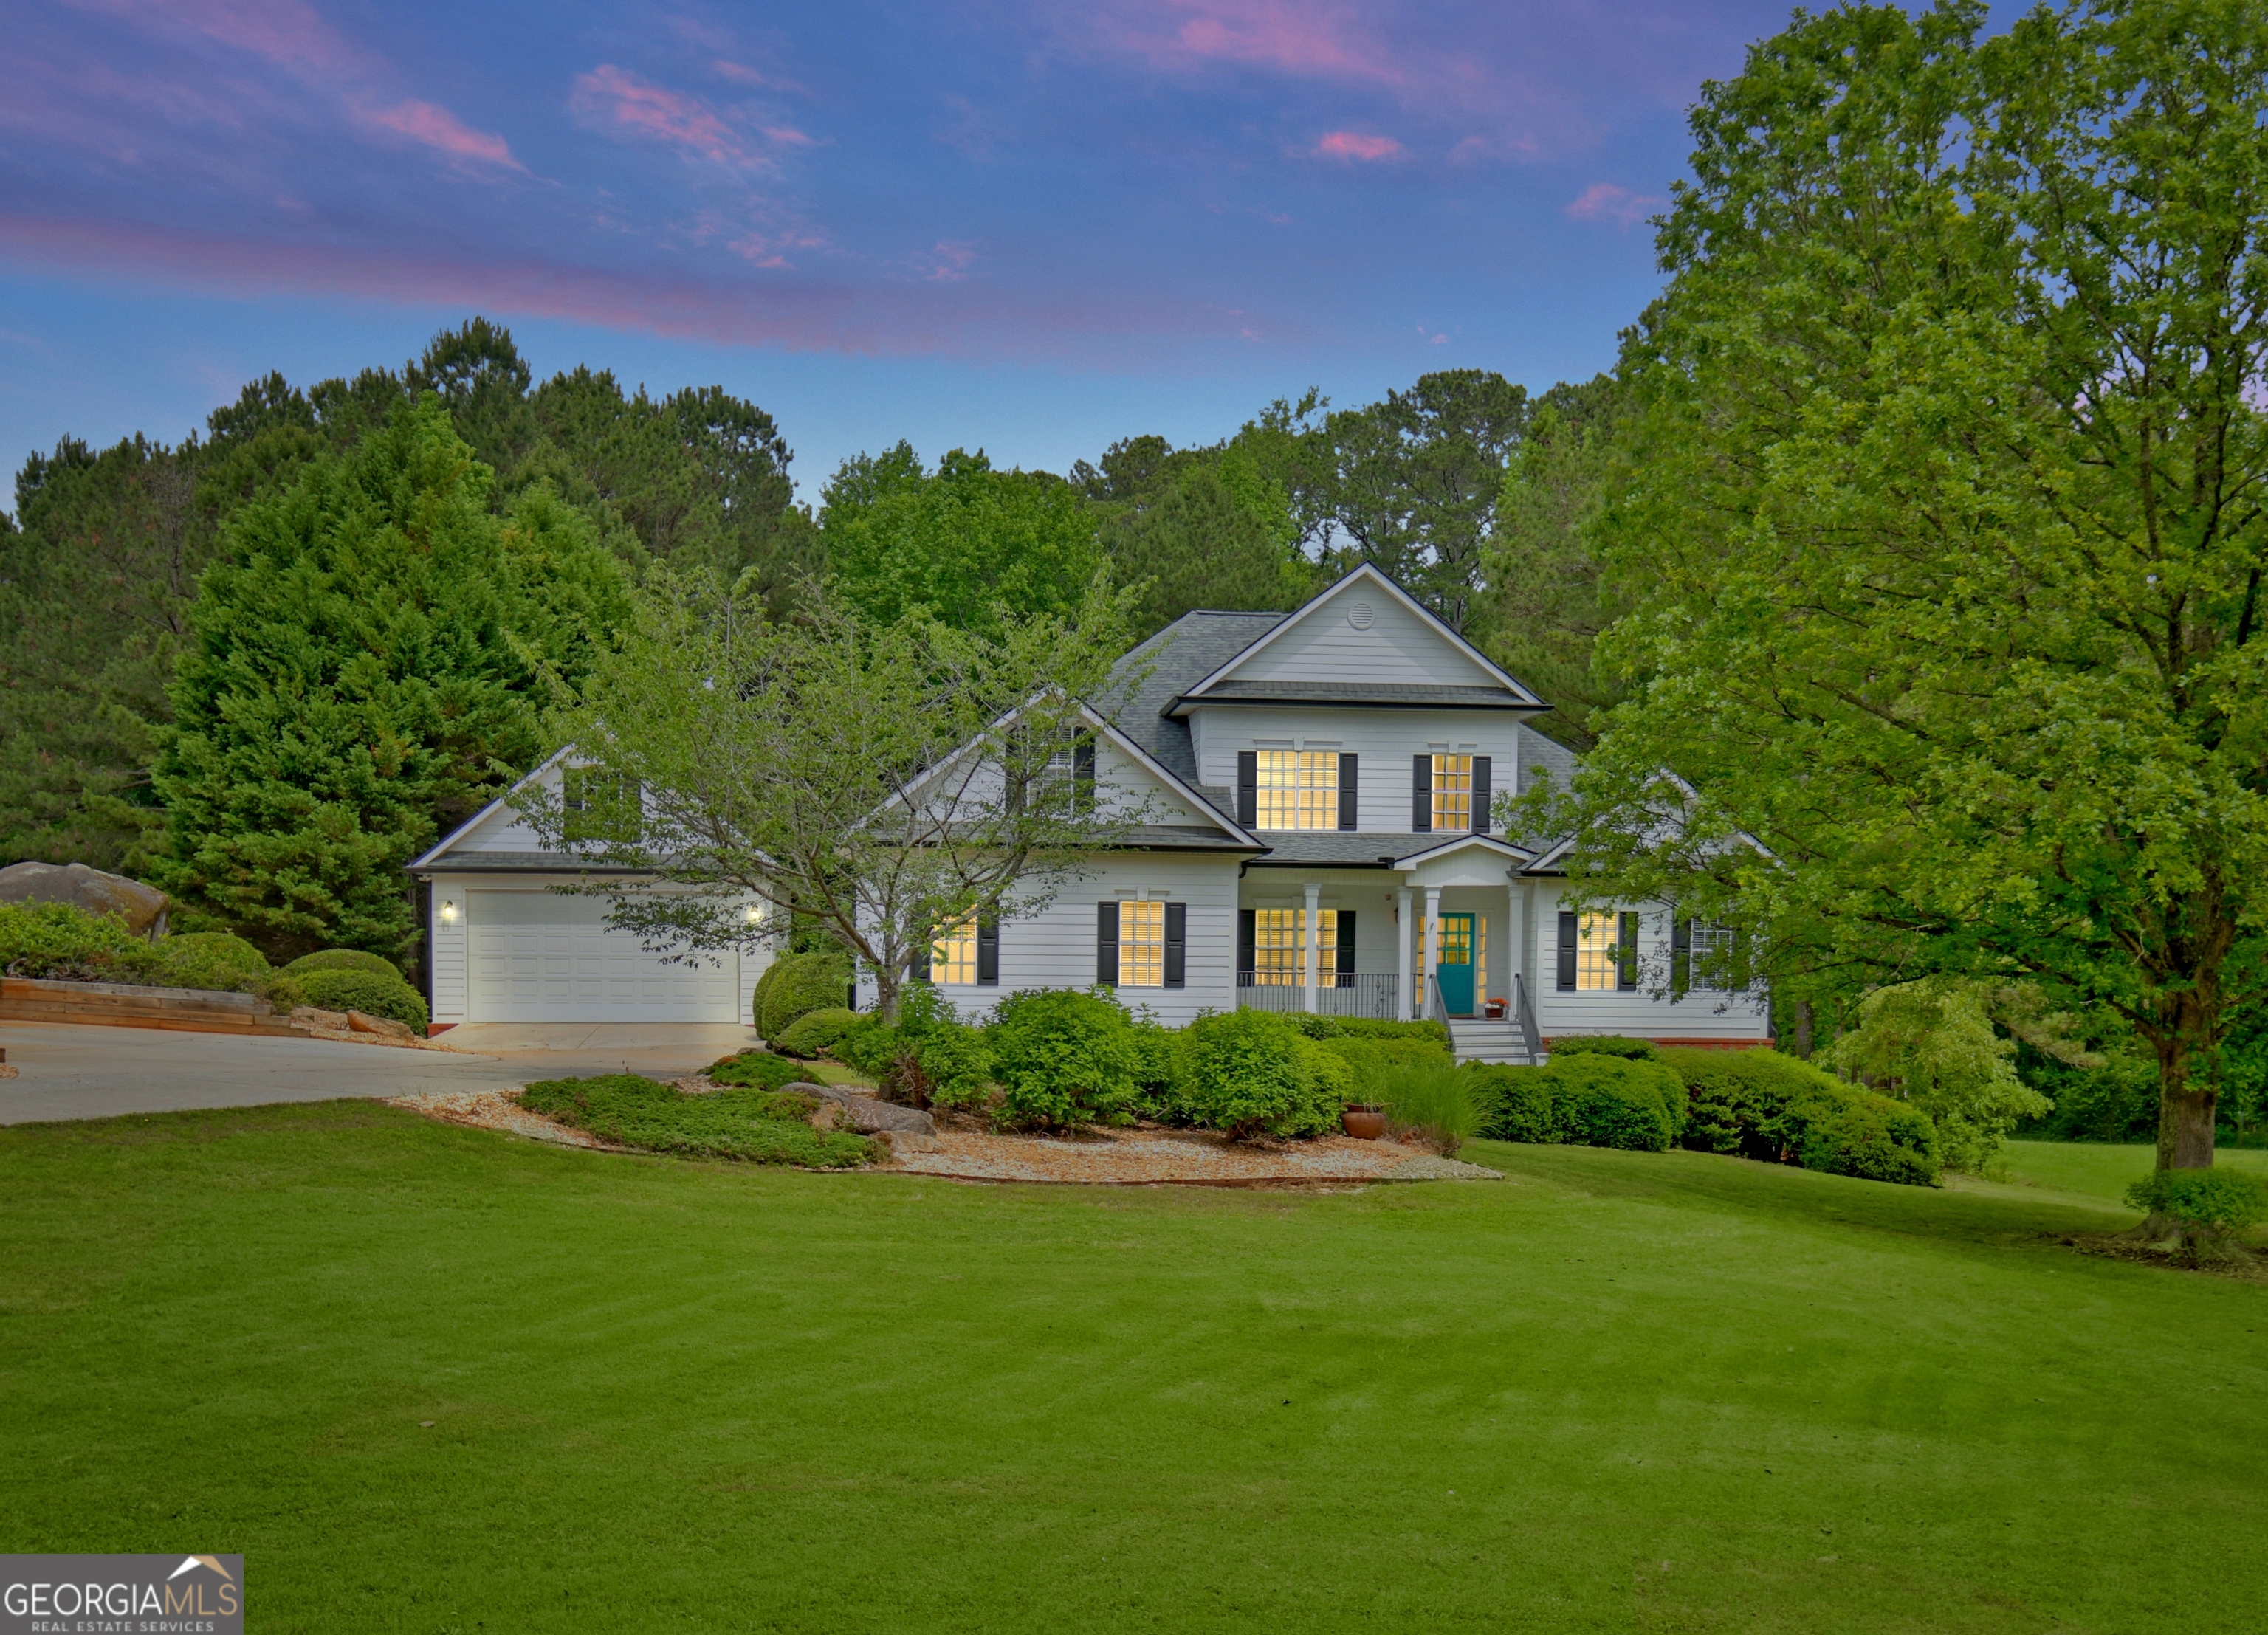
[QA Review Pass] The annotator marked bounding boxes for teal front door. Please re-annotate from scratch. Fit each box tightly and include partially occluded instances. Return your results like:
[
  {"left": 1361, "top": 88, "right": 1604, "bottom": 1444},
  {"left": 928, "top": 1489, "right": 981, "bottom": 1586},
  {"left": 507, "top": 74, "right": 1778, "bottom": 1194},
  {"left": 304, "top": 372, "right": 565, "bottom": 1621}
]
[{"left": 1436, "top": 913, "right": 1476, "bottom": 1016}]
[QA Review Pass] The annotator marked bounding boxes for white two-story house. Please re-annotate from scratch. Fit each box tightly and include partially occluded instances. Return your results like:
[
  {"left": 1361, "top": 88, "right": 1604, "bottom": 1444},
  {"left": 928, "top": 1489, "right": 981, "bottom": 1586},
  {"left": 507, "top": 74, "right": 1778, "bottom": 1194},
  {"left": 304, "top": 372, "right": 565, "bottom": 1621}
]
[{"left": 409, "top": 563, "right": 1771, "bottom": 1059}]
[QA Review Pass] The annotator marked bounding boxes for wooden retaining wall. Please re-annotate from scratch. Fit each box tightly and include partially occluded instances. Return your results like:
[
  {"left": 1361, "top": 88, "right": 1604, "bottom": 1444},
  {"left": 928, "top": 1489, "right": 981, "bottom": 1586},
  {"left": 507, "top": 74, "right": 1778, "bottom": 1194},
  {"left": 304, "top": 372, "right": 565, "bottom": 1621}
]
[{"left": 0, "top": 976, "right": 303, "bottom": 1036}]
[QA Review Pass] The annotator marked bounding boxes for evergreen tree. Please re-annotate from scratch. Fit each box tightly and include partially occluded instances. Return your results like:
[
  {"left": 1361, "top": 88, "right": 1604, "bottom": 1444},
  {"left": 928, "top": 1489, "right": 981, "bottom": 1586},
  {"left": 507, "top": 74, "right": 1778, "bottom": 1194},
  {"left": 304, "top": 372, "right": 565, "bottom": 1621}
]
[{"left": 151, "top": 399, "right": 627, "bottom": 964}]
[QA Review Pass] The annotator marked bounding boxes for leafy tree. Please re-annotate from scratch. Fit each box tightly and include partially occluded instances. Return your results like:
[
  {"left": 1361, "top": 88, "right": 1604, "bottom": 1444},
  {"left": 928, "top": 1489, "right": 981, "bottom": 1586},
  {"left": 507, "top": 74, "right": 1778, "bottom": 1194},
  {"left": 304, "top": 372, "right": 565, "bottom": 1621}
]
[
  {"left": 520, "top": 569, "right": 1137, "bottom": 1022},
  {"left": 1314, "top": 370, "right": 1528, "bottom": 631},
  {"left": 1533, "top": 0, "right": 2268, "bottom": 1171},
  {"left": 821, "top": 446, "right": 1104, "bottom": 634},
  {"left": 152, "top": 399, "right": 626, "bottom": 963},
  {"left": 1477, "top": 376, "right": 1629, "bottom": 747},
  {"left": 1827, "top": 979, "right": 2051, "bottom": 1173},
  {"left": 1075, "top": 436, "right": 1312, "bottom": 636}
]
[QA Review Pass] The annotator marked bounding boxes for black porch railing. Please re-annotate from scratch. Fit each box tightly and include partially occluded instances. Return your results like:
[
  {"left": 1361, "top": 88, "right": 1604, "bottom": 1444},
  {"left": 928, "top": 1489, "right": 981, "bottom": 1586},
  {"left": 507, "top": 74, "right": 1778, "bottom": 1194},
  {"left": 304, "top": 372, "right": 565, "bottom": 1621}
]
[{"left": 1236, "top": 971, "right": 1401, "bottom": 1019}]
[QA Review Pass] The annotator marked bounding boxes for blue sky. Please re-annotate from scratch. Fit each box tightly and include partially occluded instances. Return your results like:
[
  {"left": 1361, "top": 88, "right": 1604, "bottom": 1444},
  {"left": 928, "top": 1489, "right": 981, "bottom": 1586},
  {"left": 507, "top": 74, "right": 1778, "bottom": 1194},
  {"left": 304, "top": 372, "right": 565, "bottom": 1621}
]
[{"left": 1, "top": 0, "right": 1800, "bottom": 502}]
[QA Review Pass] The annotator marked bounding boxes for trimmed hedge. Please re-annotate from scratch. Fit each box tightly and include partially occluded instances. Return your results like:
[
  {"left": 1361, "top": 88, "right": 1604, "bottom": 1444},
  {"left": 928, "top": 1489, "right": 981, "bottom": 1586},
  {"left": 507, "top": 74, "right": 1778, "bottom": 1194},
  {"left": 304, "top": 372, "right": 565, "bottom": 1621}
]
[
  {"left": 293, "top": 968, "right": 430, "bottom": 1031},
  {"left": 773, "top": 1008, "right": 863, "bottom": 1059},
  {"left": 1286, "top": 1013, "right": 1454, "bottom": 1047},
  {"left": 1470, "top": 1054, "right": 1685, "bottom": 1151},
  {"left": 757, "top": 951, "right": 852, "bottom": 1041},
  {"left": 1315, "top": 1033, "right": 1457, "bottom": 1092},
  {"left": 1659, "top": 1047, "right": 1939, "bottom": 1186},
  {"left": 1549, "top": 1035, "right": 1661, "bottom": 1062},
  {"left": 519, "top": 1073, "right": 872, "bottom": 1167},
  {"left": 155, "top": 932, "right": 272, "bottom": 994},
  {"left": 285, "top": 949, "right": 407, "bottom": 984}
]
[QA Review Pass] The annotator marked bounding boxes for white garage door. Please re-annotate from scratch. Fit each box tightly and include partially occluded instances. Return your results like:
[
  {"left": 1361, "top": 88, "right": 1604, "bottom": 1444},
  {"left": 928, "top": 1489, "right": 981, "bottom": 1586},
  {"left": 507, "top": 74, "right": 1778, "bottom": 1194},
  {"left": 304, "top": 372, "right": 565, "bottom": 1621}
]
[{"left": 466, "top": 889, "right": 740, "bottom": 1022}]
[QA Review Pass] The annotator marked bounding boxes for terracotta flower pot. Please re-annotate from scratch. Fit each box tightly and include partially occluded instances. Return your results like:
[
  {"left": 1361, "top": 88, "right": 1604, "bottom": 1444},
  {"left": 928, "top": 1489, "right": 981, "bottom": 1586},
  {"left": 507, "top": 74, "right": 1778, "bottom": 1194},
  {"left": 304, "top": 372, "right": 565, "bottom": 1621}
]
[{"left": 1341, "top": 1107, "right": 1386, "bottom": 1140}]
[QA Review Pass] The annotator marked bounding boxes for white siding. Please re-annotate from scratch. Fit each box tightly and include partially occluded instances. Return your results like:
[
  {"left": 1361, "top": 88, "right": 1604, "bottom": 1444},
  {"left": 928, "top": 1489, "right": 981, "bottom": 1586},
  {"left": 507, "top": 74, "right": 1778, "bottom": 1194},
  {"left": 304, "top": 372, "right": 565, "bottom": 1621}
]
[
  {"left": 427, "top": 884, "right": 469, "bottom": 1027},
  {"left": 865, "top": 853, "right": 1243, "bottom": 1028},
  {"left": 1188, "top": 706, "right": 1539, "bottom": 832},
  {"left": 1228, "top": 582, "right": 1500, "bottom": 688},
  {"left": 1524, "top": 884, "right": 1772, "bottom": 1044}
]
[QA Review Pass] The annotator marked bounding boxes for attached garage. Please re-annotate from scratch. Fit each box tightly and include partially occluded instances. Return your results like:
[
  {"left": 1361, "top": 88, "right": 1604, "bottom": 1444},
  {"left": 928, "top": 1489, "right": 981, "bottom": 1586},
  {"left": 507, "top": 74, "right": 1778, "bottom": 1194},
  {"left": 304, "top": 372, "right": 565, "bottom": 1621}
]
[{"left": 460, "top": 888, "right": 742, "bottom": 1023}]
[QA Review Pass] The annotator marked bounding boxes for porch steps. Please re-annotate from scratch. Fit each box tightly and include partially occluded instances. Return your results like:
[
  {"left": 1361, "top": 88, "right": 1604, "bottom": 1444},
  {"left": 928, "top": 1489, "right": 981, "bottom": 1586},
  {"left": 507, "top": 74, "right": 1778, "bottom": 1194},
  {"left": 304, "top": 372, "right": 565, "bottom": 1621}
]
[{"left": 1446, "top": 1018, "right": 1535, "bottom": 1067}]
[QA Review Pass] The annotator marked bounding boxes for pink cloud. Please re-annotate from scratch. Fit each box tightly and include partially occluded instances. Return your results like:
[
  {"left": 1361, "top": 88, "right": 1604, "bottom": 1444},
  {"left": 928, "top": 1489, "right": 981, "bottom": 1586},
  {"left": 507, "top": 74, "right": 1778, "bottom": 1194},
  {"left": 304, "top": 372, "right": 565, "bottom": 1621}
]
[
  {"left": 92, "top": 0, "right": 371, "bottom": 78},
  {"left": 571, "top": 64, "right": 782, "bottom": 169},
  {"left": 924, "top": 240, "right": 979, "bottom": 282},
  {"left": 361, "top": 99, "right": 521, "bottom": 169},
  {"left": 1092, "top": 1, "right": 1406, "bottom": 90},
  {"left": 1312, "top": 130, "right": 1401, "bottom": 162},
  {"left": 1564, "top": 182, "right": 1662, "bottom": 227}
]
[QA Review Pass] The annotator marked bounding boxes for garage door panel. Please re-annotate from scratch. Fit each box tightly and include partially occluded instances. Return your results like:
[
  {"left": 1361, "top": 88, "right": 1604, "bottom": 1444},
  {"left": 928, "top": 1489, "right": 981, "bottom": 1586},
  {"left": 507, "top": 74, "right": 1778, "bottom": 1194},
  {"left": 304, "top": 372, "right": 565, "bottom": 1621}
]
[{"left": 467, "top": 889, "right": 738, "bottom": 1022}]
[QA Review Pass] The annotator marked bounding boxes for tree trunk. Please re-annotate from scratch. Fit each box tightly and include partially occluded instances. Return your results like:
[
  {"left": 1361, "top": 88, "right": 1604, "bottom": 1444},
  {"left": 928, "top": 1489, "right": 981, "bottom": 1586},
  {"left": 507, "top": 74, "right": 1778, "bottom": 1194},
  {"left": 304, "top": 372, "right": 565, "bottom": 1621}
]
[
  {"left": 2152, "top": 1008, "right": 2217, "bottom": 1171},
  {"left": 1793, "top": 1001, "right": 1814, "bottom": 1061}
]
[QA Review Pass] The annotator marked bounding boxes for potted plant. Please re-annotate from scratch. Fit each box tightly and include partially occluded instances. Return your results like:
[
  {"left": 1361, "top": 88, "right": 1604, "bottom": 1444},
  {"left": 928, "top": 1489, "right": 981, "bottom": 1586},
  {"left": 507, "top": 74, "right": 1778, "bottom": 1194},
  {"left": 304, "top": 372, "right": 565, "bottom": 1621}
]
[
  {"left": 1483, "top": 996, "right": 1508, "bottom": 1019},
  {"left": 1341, "top": 1104, "right": 1386, "bottom": 1140}
]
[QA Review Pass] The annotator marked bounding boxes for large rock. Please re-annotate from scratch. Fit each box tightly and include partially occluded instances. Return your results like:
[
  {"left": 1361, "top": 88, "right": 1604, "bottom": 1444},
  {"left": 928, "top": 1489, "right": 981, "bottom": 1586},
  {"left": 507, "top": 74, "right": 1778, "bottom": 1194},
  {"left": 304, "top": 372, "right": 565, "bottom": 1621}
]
[
  {"left": 847, "top": 1097, "right": 935, "bottom": 1136},
  {"left": 347, "top": 1008, "right": 414, "bottom": 1039},
  {"left": 0, "top": 861, "right": 169, "bottom": 938}
]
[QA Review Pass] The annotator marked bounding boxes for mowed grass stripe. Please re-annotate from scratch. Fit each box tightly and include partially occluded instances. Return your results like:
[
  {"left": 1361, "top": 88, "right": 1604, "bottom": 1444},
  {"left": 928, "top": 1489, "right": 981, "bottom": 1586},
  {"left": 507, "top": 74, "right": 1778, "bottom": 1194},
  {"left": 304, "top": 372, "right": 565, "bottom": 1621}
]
[{"left": 0, "top": 1105, "right": 2259, "bottom": 1632}]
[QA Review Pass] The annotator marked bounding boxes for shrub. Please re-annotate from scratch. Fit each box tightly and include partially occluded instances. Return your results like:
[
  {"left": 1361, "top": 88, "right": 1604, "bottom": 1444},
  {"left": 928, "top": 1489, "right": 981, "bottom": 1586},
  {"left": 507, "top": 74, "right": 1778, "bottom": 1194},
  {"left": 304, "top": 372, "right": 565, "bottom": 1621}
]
[
  {"left": 2125, "top": 1169, "right": 2268, "bottom": 1232},
  {"left": 774, "top": 1008, "right": 862, "bottom": 1059},
  {"left": 0, "top": 901, "right": 163, "bottom": 983},
  {"left": 519, "top": 1074, "right": 872, "bottom": 1167},
  {"left": 1130, "top": 1016, "right": 1181, "bottom": 1118},
  {"left": 1468, "top": 1055, "right": 1681, "bottom": 1150},
  {"left": 1660, "top": 1047, "right": 1939, "bottom": 1186},
  {"left": 1549, "top": 1035, "right": 1660, "bottom": 1062},
  {"left": 831, "top": 1015, "right": 900, "bottom": 1079},
  {"left": 293, "top": 968, "right": 429, "bottom": 1031},
  {"left": 987, "top": 988, "right": 1141, "bottom": 1128},
  {"left": 1175, "top": 1008, "right": 1343, "bottom": 1140},
  {"left": 1376, "top": 1063, "right": 1497, "bottom": 1154},
  {"left": 285, "top": 949, "right": 408, "bottom": 984},
  {"left": 704, "top": 1051, "right": 818, "bottom": 1091},
  {"left": 1467, "top": 1063, "right": 1562, "bottom": 1144},
  {"left": 1316, "top": 1033, "right": 1456, "bottom": 1095},
  {"left": 758, "top": 951, "right": 853, "bottom": 1041},
  {"left": 1285, "top": 1014, "right": 1454, "bottom": 1048},
  {"left": 155, "top": 932, "right": 272, "bottom": 994}
]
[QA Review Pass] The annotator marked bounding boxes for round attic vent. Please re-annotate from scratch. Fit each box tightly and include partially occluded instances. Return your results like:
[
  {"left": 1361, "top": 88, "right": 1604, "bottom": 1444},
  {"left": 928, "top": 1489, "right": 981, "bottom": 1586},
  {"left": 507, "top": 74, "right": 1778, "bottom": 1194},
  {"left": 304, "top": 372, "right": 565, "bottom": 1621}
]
[{"left": 1348, "top": 600, "right": 1376, "bottom": 630}]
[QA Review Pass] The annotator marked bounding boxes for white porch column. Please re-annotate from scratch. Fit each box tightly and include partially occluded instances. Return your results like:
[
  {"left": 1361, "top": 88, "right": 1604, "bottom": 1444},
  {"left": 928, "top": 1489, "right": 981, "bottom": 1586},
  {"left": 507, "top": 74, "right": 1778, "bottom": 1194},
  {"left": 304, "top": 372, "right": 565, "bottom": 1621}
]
[
  {"left": 1395, "top": 887, "right": 1413, "bottom": 1022},
  {"left": 1423, "top": 884, "right": 1443, "bottom": 1020},
  {"left": 1302, "top": 881, "right": 1322, "bottom": 1013},
  {"left": 1510, "top": 875, "right": 1522, "bottom": 1011}
]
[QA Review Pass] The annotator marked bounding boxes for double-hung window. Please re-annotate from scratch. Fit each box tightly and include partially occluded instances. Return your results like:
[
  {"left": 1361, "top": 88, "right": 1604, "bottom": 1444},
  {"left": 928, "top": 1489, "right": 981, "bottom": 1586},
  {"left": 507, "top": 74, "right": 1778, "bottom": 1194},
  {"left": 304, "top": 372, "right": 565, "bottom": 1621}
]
[
  {"left": 932, "top": 919, "right": 979, "bottom": 985},
  {"left": 1430, "top": 754, "right": 1472, "bottom": 832},
  {"left": 1245, "top": 908, "right": 1338, "bottom": 985},
  {"left": 1688, "top": 923, "right": 1734, "bottom": 991},
  {"left": 1118, "top": 899, "right": 1166, "bottom": 988},
  {"left": 1255, "top": 750, "right": 1339, "bottom": 830},
  {"left": 1559, "top": 910, "right": 1637, "bottom": 991}
]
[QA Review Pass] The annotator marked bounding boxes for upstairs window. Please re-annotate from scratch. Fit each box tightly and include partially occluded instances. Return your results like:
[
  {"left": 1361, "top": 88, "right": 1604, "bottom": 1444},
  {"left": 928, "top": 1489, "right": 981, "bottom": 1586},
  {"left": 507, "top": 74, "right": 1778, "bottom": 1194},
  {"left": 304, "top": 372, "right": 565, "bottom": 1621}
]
[
  {"left": 563, "top": 768, "right": 641, "bottom": 844},
  {"left": 1255, "top": 750, "right": 1339, "bottom": 830},
  {"left": 1431, "top": 754, "right": 1472, "bottom": 831}
]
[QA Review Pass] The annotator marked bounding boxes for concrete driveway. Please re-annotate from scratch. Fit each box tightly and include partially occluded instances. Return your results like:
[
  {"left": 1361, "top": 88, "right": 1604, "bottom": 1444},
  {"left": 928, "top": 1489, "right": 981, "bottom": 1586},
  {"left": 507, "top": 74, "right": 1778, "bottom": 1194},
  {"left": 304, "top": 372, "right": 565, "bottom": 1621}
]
[{"left": 0, "top": 1020, "right": 763, "bottom": 1126}]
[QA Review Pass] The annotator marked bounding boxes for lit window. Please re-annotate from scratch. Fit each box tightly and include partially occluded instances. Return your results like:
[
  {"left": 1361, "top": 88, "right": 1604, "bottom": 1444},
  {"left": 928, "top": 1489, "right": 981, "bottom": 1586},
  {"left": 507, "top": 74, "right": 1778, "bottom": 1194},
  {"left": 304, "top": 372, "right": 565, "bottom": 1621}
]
[
  {"left": 1248, "top": 909, "right": 1337, "bottom": 985},
  {"left": 1430, "top": 754, "right": 1471, "bottom": 831},
  {"left": 933, "top": 919, "right": 978, "bottom": 985},
  {"left": 1691, "top": 923, "right": 1734, "bottom": 991},
  {"left": 1576, "top": 912, "right": 1619, "bottom": 991},
  {"left": 1256, "top": 750, "right": 1339, "bottom": 830},
  {"left": 1120, "top": 900, "right": 1166, "bottom": 987}
]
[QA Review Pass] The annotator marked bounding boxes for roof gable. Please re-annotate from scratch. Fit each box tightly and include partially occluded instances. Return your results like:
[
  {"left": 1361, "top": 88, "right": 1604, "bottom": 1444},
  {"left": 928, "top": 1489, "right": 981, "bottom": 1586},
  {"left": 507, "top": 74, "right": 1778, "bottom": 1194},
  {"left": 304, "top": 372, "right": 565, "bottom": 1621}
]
[{"left": 1174, "top": 563, "right": 1544, "bottom": 707}]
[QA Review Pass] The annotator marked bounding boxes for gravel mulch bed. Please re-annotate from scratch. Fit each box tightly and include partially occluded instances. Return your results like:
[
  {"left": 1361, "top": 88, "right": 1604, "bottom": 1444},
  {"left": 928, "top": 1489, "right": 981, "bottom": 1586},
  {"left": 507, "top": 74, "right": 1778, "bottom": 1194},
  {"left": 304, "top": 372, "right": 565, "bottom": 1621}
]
[{"left": 385, "top": 1086, "right": 1508, "bottom": 1187}]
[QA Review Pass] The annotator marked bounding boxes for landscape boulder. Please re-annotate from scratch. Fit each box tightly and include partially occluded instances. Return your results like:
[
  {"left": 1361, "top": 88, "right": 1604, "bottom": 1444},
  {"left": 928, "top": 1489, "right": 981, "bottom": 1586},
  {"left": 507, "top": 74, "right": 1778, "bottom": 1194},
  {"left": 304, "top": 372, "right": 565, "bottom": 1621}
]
[
  {"left": 290, "top": 1006, "right": 353, "bottom": 1030},
  {"left": 0, "top": 861, "right": 169, "bottom": 938},
  {"left": 848, "top": 1096, "right": 936, "bottom": 1136},
  {"left": 347, "top": 1008, "right": 414, "bottom": 1039}
]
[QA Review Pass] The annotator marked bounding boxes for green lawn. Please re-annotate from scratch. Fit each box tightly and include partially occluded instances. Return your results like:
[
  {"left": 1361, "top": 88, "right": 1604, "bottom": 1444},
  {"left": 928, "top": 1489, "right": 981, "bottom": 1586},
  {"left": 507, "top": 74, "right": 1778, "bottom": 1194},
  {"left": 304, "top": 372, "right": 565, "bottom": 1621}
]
[{"left": 3, "top": 1106, "right": 2262, "bottom": 1633}]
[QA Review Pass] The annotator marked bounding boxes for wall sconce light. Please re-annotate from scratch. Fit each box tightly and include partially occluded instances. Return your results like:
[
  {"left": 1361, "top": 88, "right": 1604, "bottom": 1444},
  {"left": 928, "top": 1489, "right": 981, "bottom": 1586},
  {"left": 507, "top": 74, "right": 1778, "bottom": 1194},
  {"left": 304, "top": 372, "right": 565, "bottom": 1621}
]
[
  {"left": 743, "top": 904, "right": 763, "bottom": 925},
  {"left": 440, "top": 898, "right": 459, "bottom": 923}
]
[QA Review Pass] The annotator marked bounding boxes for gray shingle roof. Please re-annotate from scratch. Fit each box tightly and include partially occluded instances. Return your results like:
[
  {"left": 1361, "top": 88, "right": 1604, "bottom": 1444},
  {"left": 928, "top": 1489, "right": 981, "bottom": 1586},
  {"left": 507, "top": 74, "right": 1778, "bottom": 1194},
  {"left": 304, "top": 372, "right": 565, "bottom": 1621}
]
[
  {"left": 1097, "top": 610, "right": 1284, "bottom": 820},
  {"left": 411, "top": 851, "right": 650, "bottom": 875}
]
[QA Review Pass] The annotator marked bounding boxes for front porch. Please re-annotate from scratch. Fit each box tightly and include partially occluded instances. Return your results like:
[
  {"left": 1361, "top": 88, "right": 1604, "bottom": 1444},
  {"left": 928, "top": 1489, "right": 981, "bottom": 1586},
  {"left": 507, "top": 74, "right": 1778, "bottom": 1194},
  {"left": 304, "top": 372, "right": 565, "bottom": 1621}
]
[{"left": 1233, "top": 837, "right": 1541, "bottom": 1046}]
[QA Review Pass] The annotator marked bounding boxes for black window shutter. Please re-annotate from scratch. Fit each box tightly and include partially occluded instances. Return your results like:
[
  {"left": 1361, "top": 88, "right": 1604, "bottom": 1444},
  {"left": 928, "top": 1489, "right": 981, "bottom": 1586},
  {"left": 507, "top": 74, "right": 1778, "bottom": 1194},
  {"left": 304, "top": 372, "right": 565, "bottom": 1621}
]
[
  {"left": 1471, "top": 756, "right": 1491, "bottom": 834},
  {"left": 1073, "top": 734, "right": 1096, "bottom": 813},
  {"left": 910, "top": 931, "right": 931, "bottom": 984},
  {"left": 1237, "top": 909, "right": 1256, "bottom": 980},
  {"left": 1237, "top": 751, "right": 1258, "bottom": 828},
  {"left": 1671, "top": 916, "right": 1691, "bottom": 995},
  {"left": 1412, "top": 754, "right": 1432, "bottom": 832},
  {"left": 1164, "top": 901, "right": 1186, "bottom": 988},
  {"left": 1618, "top": 911, "right": 1640, "bottom": 991},
  {"left": 1337, "top": 753, "right": 1358, "bottom": 830},
  {"left": 1556, "top": 911, "right": 1577, "bottom": 990},
  {"left": 1096, "top": 901, "right": 1120, "bottom": 986},
  {"left": 977, "top": 917, "right": 1000, "bottom": 986},
  {"left": 1336, "top": 911, "right": 1356, "bottom": 981}
]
